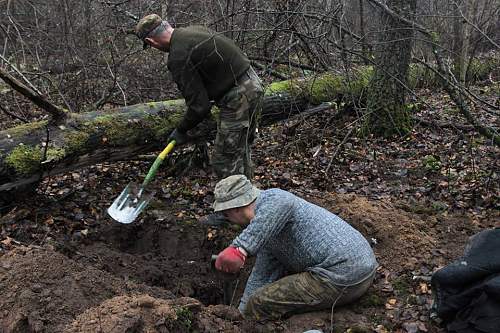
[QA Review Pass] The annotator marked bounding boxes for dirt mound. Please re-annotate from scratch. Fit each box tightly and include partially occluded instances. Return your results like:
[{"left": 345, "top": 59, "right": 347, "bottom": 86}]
[
  {"left": 310, "top": 192, "right": 438, "bottom": 272},
  {"left": 66, "top": 295, "right": 202, "bottom": 333},
  {"left": 68, "top": 294, "right": 256, "bottom": 333},
  {"left": 0, "top": 246, "right": 172, "bottom": 333},
  {"left": 0, "top": 190, "right": 486, "bottom": 333}
]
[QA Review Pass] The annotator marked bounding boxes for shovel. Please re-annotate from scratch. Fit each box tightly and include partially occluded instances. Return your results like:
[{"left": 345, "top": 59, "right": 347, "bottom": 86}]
[{"left": 107, "top": 140, "right": 176, "bottom": 224}]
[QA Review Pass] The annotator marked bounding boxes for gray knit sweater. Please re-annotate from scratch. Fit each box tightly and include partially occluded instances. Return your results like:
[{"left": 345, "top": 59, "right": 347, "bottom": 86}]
[{"left": 232, "top": 189, "right": 378, "bottom": 312}]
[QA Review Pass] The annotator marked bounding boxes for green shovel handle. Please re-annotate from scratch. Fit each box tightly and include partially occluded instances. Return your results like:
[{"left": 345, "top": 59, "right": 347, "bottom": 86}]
[{"left": 141, "top": 140, "right": 176, "bottom": 187}]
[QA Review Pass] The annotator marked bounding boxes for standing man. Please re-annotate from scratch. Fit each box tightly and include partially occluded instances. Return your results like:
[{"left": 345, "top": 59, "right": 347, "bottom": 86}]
[
  {"left": 135, "top": 14, "right": 263, "bottom": 179},
  {"left": 212, "top": 175, "right": 378, "bottom": 320}
]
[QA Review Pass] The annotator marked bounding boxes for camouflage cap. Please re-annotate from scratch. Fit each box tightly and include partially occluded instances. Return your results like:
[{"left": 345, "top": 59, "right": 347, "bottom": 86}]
[
  {"left": 135, "top": 14, "right": 163, "bottom": 41},
  {"left": 213, "top": 175, "right": 260, "bottom": 212}
]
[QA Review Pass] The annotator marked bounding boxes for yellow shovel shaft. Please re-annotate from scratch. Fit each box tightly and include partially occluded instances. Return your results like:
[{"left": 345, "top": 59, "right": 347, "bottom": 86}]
[
  {"left": 141, "top": 140, "right": 176, "bottom": 187},
  {"left": 159, "top": 141, "right": 176, "bottom": 160}
]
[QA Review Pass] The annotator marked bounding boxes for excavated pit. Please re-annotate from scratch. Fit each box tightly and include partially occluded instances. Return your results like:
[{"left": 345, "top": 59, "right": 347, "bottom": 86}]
[{"left": 76, "top": 217, "right": 233, "bottom": 307}]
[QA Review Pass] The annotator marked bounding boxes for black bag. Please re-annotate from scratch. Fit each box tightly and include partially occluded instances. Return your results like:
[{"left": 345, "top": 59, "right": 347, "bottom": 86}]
[{"left": 431, "top": 228, "right": 500, "bottom": 333}]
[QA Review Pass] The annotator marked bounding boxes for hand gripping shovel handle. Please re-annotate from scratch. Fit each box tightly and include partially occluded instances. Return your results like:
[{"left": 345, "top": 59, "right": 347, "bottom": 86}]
[{"left": 141, "top": 140, "right": 176, "bottom": 188}]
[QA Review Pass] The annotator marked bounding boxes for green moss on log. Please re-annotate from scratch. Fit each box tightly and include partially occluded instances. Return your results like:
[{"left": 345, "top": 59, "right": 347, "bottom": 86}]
[
  {"left": 408, "top": 64, "right": 435, "bottom": 88},
  {"left": 5, "top": 145, "right": 43, "bottom": 175},
  {"left": 65, "top": 130, "right": 91, "bottom": 154},
  {"left": 265, "top": 68, "right": 373, "bottom": 105},
  {"left": 265, "top": 79, "right": 302, "bottom": 97},
  {"left": 302, "top": 68, "right": 373, "bottom": 104},
  {"left": 430, "top": 31, "right": 440, "bottom": 44},
  {"left": 5, "top": 145, "right": 68, "bottom": 175},
  {"left": 408, "top": 57, "right": 499, "bottom": 88},
  {"left": 45, "top": 147, "right": 66, "bottom": 162},
  {"left": 3, "top": 121, "right": 48, "bottom": 139},
  {"left": 304, "top": 73, "right": 343, "bottom": 104},
  {"left": 92, "top": 115, "right": 142, "bottom": 145},
  {"left": 348, "top": 67, "right": 373, "bottom": 97},
  {"left": 147, "top": 112, "right": 184, "bottom": 140}
]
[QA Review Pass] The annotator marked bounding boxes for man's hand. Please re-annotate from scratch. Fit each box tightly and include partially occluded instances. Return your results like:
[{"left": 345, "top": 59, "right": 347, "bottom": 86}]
[
  {"left": 168, "top": 128, "right": 189, "bottom": 145},
  {"left": 215, "top": 246, "right": 246, "bottom": 273}
]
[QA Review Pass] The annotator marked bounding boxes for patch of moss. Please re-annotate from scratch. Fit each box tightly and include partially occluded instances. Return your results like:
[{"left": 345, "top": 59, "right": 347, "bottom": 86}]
[
  {"left": 348, "top": 66, "right": 373, "bottom": 97},
  {"left": 361, "top": 101, "right": 414, "bottom": 137},
  {"left": 265, "top": 79, "right": 302, "bottom": 96},
  {"left": 159, "top": 99, "right": 186, "bottom": 107},
  {"left": 174, "top": 306, "right": 193, "bottom": 331},
  {"left": 5, "top": 145, "right": 43, "bottom": 175},
  {"left": 430, "top": 31, "right": 440, "bottom": 44},
  {"left": 65, "top": 130, "right": 91, "bottom": 154},
  {"left": 305, "top": 73, "right": 344, "bottom": 104},
  {"left": 422, "top": 155, "right": 442, "bottom": 172},
  {"left": 93, "top": 115, "right": 142, "bottom": 145},
  {"left": 210, "top": 106, "right": 220, "bottom": 119},
  {"left": 169, "top": 185, "right": 195, "bottom": 199},
  {"left": 408, "top": 63, "right": 438, "bottom": 88},
  {"left": 466, "top": 57, "right": 500, "bottom": 82},
  {"left": 45, "top": 147, "right": 66, "bottom": 162},
  {"left": 147, "top": 113, "right": 183, "bottom": 140},
  {"left": 3, "top": 120, "right": 48, "bottom": 139},
  {"left": 431, "top": 200, "right": 448, "bottom": 212},
  {"left": 491, "top": 83, "right": 500, "bottom": 95},
  {"left": 182, "top": 219, "right": 196, "bottom": 226}
]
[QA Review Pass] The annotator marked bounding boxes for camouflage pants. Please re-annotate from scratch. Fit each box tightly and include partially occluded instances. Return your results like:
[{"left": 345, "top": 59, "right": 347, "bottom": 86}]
[
  {"left": 242, "top": 271, "right": 375, "bottom": 321},
  {"left": 212, "top": 66, "right": 263, "bottom": 179}
]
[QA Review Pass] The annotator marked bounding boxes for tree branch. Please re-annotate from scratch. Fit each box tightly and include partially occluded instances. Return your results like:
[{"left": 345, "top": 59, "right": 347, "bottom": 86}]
[
  {"left": 0, "top": 67, "right": 67, "bottom": 121},
  {"left": 0, "top": 103, "right": 28, "bottom": 123}
]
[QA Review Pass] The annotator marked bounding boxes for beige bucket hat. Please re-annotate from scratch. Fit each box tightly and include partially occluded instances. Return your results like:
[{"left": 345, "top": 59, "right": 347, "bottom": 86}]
[{"left": 213, "top": 175, "right": 260, "bottom": 212}]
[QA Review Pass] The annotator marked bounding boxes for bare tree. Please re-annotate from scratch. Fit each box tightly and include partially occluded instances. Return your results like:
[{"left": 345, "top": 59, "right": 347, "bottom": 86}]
[
  {"left": 452, "top": 0, "right": 472, "bottom": 83},
  {"left": 364, "top": 0, "right": 417, "bottom": 136}
]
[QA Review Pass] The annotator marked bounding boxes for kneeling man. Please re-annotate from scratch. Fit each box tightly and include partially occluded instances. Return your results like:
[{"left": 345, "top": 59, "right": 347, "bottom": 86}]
[{"left": 213, "top": 175, "right": 378, "bottom": 320}]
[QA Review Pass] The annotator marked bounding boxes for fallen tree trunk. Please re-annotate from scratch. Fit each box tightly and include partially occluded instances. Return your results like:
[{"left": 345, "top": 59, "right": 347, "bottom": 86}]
[
  {"left": 1, "top": 65, "right": 378, "bottom": 197},
  {"left": 0, "top": 58, "right": 498, "bottom": 198},
  {"left": 0, "top": 93, "right": 311, "bottom": 194}
]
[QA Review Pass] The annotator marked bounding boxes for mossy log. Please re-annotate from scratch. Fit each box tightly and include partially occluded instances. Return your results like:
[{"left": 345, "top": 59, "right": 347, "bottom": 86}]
[
  {"left": 1, "top": 57, "right": 498, "bottom": 198},
  {"left": 0, "top": 89, "right": 311, "bottom": 195}
]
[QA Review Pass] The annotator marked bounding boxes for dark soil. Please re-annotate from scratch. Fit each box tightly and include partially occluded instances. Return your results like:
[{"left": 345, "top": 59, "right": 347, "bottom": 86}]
[
  {"left": 0, "top": 246, "right": 173, "bottom": 332},
  {"left": 0, "top": 186, "right": 496, "bottom": 332}
]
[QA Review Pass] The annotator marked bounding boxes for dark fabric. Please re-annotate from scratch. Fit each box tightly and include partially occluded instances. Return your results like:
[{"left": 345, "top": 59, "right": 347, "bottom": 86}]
[
  {"left": 431, "top": 228, "right": 500, "bottom": 333},
  {"left": 167, "top": 26, "right": 250, "bottom": 132}
]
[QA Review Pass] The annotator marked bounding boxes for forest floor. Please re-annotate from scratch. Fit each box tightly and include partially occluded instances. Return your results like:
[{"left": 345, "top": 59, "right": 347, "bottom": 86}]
[{"left": 0, "top": 83, "right": 498, "bottom": 332}]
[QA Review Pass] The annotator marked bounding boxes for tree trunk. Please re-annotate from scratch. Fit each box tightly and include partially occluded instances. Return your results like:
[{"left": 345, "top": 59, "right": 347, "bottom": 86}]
[
  {"left": 359, "top": 0, "right": 370, "bottom": 65},
  {"left": 452, "top": 0, "right": 472, "bottom": 84},
  {"left": 364, "top": 0, "right": 417, "bottom": 137}
]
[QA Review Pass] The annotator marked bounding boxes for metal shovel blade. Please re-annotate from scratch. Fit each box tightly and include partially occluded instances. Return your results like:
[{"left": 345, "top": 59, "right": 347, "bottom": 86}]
[{"left": 107, "top": 182, "right": 155, "bottom": 224}]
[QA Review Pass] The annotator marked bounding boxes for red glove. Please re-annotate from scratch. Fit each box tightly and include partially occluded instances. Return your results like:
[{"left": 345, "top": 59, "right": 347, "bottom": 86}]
[{"left": 215, "top": 246, "right": 246, "bottom": 273}]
